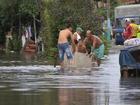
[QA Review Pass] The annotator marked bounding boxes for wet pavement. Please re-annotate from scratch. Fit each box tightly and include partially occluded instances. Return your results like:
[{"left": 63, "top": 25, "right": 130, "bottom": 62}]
[{"left": 0, "top": 45, "right": 140, "bottom": 105}]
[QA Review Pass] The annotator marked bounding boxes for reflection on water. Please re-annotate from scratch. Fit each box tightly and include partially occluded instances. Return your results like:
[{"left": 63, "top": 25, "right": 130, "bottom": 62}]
[
  {"left": 120, "top": 78, "right": 140, "bottom": 105},
  {"left": 0, "top": 52, "right": 140, "bottom": 105},
  {"left": 58, "top": 88, "right": 92, "bottom": 105},
  {"left": 0, "top": 52, "right": 48, "bottom": 66},
  {"left": 0, "top": 89, "right": 58, "bottom": 105}
]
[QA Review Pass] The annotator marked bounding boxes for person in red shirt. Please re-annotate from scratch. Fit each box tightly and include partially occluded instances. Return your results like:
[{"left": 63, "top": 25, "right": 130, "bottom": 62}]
[{"left": 123, "top": 21, "right": 132, "bottom": 40}]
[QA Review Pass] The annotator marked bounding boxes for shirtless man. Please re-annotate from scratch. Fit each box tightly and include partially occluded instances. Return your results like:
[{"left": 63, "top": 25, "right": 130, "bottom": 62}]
[
  {"left": 84, "top": 30, "right": 104, "bottom": 66},
  {"left": 58, "top": 24, "right": 74, "bottom": 70}
]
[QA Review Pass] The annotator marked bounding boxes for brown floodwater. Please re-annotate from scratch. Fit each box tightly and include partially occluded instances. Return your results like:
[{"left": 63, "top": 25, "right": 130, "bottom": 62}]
[{"left": 0, "top": 50, "right": 140, "bottom": 105}]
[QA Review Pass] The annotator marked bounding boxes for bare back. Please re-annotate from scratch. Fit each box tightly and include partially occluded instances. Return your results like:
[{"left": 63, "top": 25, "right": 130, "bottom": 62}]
[
  {"left": 58, "top": 29, "right": 72, "bottom": 44},
  {"left": 91, "top": 35, "right": 102, "bottom": 48}
]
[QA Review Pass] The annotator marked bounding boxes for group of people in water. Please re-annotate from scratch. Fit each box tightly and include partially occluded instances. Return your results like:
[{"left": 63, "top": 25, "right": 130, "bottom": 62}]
[{"left": 57, "top": 24, "right": 104, "bottom": 70}]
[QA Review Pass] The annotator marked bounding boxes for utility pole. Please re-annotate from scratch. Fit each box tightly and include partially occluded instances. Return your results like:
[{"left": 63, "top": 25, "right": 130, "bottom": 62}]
[
  {"left": 107, "top": 0, "right": 111, "bottom": 42},
  {"left": 33, "top": 15, "right": 37, "bottom": 44}
]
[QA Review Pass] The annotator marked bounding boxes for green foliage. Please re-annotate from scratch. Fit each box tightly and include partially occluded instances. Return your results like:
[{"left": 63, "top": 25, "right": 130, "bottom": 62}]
[
  {"left": 0, "top": 0, "right": 40, "bottom": 52},
  {"left": 100, "top": 34, "right": 111, "bottom": 55},
  {"left": 0, "top": 0, "right": 17, "bottom": 29},
  {"left": 40, "top": 0, "right": 119, "bottom": 60},
  {"left": 110, "top": 0, "right": 119, "bottom": 21},
  {"left": 40, "top": 1, "right": 53, "bottom": 56},
  {"left": 7, "top": 39, "right": 14, "bottom": 51},
  {"left": 0, "top": 0, "right": 119, "bottom": 55},
  {"left": 47, "top": 47, "right": 58, "bottom": 62},
  {"left": 44, "top": 0, "right": 104, "bottom": 44},
  {"left": 6, "top": 34, "right": 21, "bottom": 53},
  {"left": 12, "top": 34, "right": 22, "bottom": 52},
  {"left": 19, "top": 0, "right": 39, "bottom": 16}
]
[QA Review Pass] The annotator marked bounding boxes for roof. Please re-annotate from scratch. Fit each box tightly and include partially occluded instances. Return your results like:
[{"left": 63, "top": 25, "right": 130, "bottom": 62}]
[{"left": 115, "top": 4, "right": 140, "bottom": 18}]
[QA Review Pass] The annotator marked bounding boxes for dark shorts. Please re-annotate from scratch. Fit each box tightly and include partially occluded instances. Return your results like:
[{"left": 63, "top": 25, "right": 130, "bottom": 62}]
[{"left": 58, "top": 42, "right": 73, "bottom": 62}]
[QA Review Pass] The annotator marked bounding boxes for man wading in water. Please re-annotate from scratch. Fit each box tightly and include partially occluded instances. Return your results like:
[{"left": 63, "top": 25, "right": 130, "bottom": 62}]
[
  {"left": 84, "top": 30, "right": 104, "bottom": 66},
  {"left": 57, "top": 24, "right": 75, "bottom": 70}
]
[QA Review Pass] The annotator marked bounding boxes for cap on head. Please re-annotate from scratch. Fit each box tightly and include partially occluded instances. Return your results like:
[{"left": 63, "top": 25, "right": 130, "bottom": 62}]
[
  {"left": 125, "top": 18, "right": 130, "bottom": 22},
  {"left": 76, "top": 27, "right": 83, "bottom": 33}
]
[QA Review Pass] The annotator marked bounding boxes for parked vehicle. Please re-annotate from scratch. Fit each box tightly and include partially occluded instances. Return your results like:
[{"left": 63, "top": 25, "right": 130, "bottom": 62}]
[
  {"left": 113, "top": 4, "right": 140, "bottom": 45},
  {"left": 119, "top": 38, "right": 140, "bottom": 78}
]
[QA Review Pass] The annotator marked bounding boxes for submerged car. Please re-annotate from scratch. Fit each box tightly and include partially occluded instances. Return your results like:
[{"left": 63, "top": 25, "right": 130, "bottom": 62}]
[{"left": 119, "top": 44, "right": 140, "bottom": 78}]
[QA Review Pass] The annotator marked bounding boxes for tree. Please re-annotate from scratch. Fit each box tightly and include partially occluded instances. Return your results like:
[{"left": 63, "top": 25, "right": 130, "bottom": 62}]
[
  {"left": 0, "top": 0, "right": 119, "bottom": 55},
  {"left": 39, "top": 0, "right": 119, "bottom": 58},
  {"left": 0, "top": 0, "right": 40, "bottom": 52}
]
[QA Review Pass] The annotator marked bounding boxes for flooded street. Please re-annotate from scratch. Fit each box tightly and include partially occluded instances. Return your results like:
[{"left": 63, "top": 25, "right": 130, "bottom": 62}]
[{"left": 0, "top": 45, "right": 140, "bottom": 105}]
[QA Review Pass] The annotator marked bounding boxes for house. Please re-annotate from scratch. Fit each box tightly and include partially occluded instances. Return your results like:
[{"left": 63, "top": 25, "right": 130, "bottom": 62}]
[{"left": 119, "top": 0, "right": 140, "bottom": 4}]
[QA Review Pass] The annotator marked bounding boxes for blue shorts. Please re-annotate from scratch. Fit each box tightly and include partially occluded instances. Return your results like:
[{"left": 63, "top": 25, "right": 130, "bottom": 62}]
[{"left": 58, "top": 42, "right": 73, "bottom": 62}]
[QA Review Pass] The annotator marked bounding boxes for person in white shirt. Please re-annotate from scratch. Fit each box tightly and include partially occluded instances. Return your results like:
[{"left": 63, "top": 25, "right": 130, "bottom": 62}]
[{"left": 73, "top": 27, "right": 83, "bottom": 53}]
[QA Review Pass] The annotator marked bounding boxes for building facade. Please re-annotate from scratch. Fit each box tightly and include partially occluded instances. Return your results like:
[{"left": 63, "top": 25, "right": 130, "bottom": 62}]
[{"left": 119, "top": 0, "right": 140, "bottom": 4}]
